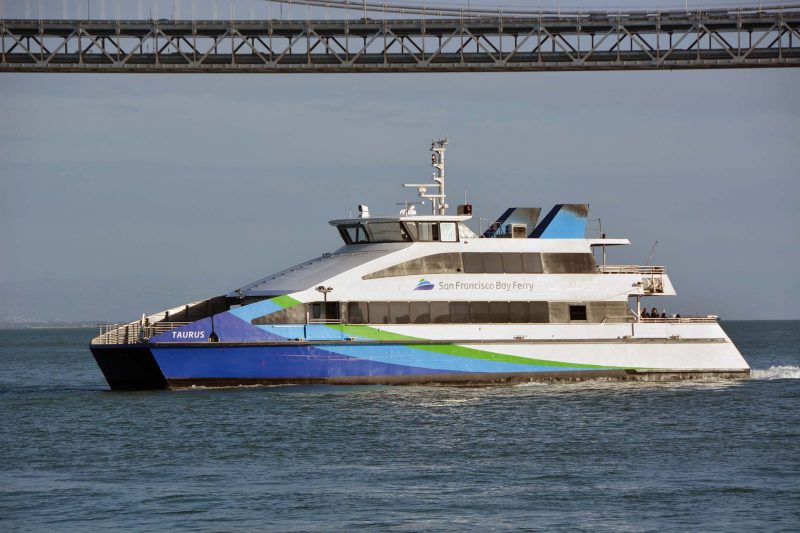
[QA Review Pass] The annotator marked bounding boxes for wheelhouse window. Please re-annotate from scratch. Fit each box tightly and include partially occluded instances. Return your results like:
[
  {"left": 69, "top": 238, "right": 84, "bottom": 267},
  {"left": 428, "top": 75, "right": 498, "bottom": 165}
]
[
  {"left": 409, "top": 221, "right": 460, "bottom": 242},
  {"left": 340, "top": 224, "right": 371, "bottom": 245},
  {"left": 367, "top": 222, "right": 413, "bottom": 243},
  {"left": 416, "top": 222, "right": 439, "bottom": 242},
  {"left": 338, "top": 222, "right": 413, "bottom": 245},
  {"left": 439, "top": 222, "right": 458, "bottom": 242},
  {"left": 405, "top": 222, "right": 419, "bottom": 241},
  {"left": 458, "top": 223, "right": 478, "bottom": 239},
  {"left": 338, "top": 220, "right": 465, "bottom": 245}
]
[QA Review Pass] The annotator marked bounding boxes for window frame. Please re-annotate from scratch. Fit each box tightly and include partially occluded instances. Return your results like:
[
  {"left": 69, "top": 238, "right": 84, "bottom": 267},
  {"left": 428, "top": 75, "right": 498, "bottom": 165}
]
[
  {"left": 339, "top": 224, "right": 371, "bottom": 245},
  {"left": 365, "top": 222, "right": 414, "bottom": 244},
  {"left": 439, "top": 222, "right": 459, "bottom": 242},
  {"left": 416, "top": 222, "right": 440, "bottom": 242}
]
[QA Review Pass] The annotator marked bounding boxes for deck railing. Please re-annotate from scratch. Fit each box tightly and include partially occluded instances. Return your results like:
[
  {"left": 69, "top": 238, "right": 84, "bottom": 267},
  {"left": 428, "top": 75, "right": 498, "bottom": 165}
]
[
  {"left": 92, "top": 321, "right": 190, "bottom": 345},
  {"left": 639, "top": 316, "right": 718, "bottom": 324},
  {"left": 598, "top": 265, "right": 666, "bottom": 293},
  {"left": 598, "top": 265, "right": 666, "bottom": 275}
]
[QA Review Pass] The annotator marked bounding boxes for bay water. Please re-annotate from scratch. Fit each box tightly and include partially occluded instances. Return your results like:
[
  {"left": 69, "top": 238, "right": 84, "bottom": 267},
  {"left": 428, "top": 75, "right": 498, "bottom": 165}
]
[{"left": 1, "top": 321, "right": 798, "bottom": 531}]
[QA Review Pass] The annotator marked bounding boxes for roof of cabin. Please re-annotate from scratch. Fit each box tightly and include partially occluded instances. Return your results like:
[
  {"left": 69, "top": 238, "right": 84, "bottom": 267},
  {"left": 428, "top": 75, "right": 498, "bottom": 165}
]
[{"left": 329, "top": 215, "right": 472, "bottom": 226}]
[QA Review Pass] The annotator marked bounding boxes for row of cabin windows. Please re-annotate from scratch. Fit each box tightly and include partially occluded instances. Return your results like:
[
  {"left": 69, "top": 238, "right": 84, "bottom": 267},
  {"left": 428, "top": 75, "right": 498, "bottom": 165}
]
[
  {"left": 347, "top": 301, "right": 552, "bottom": 324},
  {"left": 363, "top": 252, "right": 596, "bottom": 279},
  {"left": 250, "top": 301, "right": 623, "bottom": 325}
]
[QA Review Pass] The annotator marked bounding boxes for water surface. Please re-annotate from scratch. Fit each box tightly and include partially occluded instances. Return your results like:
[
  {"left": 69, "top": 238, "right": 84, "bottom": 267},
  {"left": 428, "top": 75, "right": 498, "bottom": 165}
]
[{"left": 1, "top": 321, "right": 798, "bottom": 531}]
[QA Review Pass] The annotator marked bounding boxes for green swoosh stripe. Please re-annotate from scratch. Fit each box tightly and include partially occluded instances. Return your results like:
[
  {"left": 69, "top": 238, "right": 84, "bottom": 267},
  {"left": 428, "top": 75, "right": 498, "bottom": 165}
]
[{"left": 331, "top": 324, "right": 619, "bottom": 369}]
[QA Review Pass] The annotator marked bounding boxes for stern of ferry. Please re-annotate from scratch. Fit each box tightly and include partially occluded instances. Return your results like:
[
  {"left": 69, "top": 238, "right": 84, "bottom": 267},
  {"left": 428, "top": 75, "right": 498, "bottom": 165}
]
[{"left": 90, "top": 323, "right": 172, "bottom": 390}]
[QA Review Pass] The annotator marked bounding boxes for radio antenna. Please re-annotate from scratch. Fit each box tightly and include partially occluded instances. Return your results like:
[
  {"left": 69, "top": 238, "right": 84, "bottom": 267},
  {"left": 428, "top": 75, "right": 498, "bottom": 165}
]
[{"left": 646, "top": 240, "right": 659, "bottom": 266}]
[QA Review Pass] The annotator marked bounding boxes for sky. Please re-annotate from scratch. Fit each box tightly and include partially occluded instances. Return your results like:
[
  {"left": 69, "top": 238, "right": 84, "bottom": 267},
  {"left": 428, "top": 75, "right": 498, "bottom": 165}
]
[{"left": 1, "top": 1, "right": 799, "bottom": 322}]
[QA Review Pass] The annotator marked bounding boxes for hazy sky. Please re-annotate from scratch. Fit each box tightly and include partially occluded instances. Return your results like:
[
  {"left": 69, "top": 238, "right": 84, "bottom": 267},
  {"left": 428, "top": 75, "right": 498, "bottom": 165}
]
[{"left": 1, "top": 2, "right": 798, "bottom": 321}]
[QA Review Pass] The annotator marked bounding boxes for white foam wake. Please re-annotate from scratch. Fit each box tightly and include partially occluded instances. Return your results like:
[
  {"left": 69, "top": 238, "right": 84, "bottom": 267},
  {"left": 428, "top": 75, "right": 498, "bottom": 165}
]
[{"left": 750, "top": 365, "right": 800, "bottom": 380}]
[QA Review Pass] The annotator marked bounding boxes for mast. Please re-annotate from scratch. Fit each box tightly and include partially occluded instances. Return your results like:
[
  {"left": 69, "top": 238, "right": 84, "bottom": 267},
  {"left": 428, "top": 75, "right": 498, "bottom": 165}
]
[
  {"left": 430, "top": 138, "right": 448, "bottom": 215},
  {"left": 404, "top": 138, "right": 449, "bottom": 216}
]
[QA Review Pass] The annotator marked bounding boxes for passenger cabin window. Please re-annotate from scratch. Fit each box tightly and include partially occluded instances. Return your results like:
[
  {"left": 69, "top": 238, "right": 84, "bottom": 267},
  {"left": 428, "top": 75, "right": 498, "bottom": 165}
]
[
  {"left": 364, "top": 252, "right": 593, "bottom": 280},
  {"left": 569, "top": 305, "right": 588, "bottom": 321},
  {"left": 345, "top": 301, "right": 552, "bottom": 325},
  {"left": 252, "top": 300, "right": 626, "bottom": 326},
  {"left": 348, "top": 302, "right": 368, "bottom": 323}
]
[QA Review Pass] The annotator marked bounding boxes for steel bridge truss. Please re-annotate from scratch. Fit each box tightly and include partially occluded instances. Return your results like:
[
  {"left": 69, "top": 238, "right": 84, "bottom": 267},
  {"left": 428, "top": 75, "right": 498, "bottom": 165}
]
[{"left": 2, "top": 8, "right": 799, "bottom": 73}]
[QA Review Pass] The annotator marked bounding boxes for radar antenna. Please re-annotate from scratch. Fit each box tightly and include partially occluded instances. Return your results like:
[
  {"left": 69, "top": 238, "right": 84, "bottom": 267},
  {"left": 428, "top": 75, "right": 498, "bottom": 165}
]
[{"left": 404, "top": 138, "right": 449, "bottom": 216}]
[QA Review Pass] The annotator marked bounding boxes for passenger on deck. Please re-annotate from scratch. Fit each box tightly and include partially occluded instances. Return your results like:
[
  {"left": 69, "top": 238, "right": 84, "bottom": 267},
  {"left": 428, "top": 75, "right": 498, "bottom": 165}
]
[
  {"left": 641, "top": 309, "right": 650, "bottom": 319},
  {"left": 651, "top": 307, "right": 659, "bottom": 318},
  {"left": 661, "top": 310, "right": 667, "bottom": 318}
]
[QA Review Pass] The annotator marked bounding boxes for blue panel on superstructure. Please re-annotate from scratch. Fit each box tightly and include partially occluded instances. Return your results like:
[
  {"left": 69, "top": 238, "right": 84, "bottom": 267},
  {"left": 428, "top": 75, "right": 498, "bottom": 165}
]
[
  {"left": 229, "top": 299, "right": 283, "bottom": 322},
  {"left": 530, "top": 204, "right": 589, "bottom": 238},
  {"left": 482, "top": 207, "right": 541, "bottom": 238},
  {"left": 150, "top": 313, "right": 284, "bottom": 343}
]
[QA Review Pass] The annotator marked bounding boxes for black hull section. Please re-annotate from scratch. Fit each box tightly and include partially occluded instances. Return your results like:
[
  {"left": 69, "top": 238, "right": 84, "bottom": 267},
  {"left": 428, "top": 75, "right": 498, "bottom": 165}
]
[{"left": 91, "top": 345, "right": 168, "bottom": 390}]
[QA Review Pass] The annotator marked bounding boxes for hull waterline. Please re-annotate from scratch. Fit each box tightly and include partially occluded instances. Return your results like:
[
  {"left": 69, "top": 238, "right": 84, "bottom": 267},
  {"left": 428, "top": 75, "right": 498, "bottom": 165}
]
[{"left": 91, "top": 342, "right": 750, "bottom": 391}]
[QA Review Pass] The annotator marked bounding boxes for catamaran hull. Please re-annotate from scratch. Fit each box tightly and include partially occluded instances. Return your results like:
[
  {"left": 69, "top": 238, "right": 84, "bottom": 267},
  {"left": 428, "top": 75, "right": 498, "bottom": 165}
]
[
  {"left": 91, "top": 345, "right": 168, "bottom": 390},
  {"left": 91, "top": 339, "right": 750, "bottom": 391}
]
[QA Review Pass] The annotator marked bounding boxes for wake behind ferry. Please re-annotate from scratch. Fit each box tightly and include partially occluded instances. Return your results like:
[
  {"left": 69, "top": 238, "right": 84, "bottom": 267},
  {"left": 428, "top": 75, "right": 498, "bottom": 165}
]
[{"left": 91, "top": 139, "right": 750, "bottom": 390}]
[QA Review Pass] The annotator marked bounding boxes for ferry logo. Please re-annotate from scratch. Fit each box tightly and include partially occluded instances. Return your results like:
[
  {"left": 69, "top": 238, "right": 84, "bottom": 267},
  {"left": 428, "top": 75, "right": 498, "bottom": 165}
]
[{"left": 414, "top": 278, "right": 435, "bottom": 291}]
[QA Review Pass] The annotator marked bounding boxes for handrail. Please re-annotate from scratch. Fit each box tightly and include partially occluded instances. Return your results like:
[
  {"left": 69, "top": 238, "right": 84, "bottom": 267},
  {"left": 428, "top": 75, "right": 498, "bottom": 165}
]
[
  {"left": 640, "top": 316, "right": 718, "bottom": 323},
  {"left": 92, "top": 321, "right": 191, "bottom": 345},
  {"left": 598, "top": 265, "right": 666, "bottom": 274}
]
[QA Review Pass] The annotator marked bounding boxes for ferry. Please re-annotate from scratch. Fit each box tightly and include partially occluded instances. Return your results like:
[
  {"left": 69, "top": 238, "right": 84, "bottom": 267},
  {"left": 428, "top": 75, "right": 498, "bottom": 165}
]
[{"left": 91, "top": 139, "right": 750, "bottom": 390}]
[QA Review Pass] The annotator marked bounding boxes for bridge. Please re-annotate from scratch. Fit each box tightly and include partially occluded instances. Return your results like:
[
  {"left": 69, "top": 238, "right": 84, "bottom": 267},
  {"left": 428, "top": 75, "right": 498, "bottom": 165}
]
[{"left": 1, "top": 1, "right": 798, "bottom": 73}]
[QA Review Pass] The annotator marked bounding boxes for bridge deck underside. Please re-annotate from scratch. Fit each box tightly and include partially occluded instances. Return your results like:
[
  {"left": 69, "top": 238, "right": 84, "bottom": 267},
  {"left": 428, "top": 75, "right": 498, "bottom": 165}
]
[{"left": 2, "top": 13, "right": 799, "bottom": 72}]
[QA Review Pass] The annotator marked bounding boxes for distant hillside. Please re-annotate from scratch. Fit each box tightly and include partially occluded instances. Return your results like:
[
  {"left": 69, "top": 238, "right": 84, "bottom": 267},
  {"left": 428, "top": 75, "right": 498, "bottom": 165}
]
[{"left": 0, "top": 320, "right": 111, "bottom": 329}]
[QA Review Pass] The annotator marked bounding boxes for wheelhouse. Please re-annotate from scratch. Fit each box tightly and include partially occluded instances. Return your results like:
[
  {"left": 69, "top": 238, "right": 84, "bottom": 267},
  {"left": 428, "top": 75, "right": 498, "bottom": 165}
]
[{"left": 331, "top": 217, "right": 477, "bottom": 245}]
